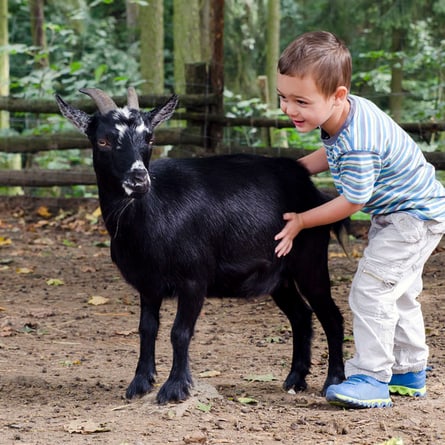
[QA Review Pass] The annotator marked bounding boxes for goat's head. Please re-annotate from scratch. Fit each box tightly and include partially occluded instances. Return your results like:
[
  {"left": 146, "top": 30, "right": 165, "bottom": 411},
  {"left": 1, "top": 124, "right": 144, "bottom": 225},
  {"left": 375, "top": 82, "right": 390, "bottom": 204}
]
[{"left": 55, "top": 88, "right": 178, "bottom": 198}]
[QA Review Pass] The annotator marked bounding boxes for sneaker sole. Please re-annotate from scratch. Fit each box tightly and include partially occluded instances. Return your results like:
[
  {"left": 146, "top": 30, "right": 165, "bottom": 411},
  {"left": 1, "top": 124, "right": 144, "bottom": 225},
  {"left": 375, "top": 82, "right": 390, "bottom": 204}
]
[
  {"left": 388, "top": 384, "right": 426, "bottom": 397},
  {"left": 327, "top": 393, "right": 393, "bottom": 409}
]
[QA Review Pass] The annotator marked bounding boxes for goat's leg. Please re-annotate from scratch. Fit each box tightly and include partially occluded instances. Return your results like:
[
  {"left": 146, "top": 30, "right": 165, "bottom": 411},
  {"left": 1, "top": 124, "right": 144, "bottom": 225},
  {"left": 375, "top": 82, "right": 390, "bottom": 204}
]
[
  {"left": 294, "top": 259, "right": 345, "bottom": 395},
  {"left": 126, "top": 294, "right": 162, "bottom": 399},
  {"left": 271, "top": 280, "right": 313, "bottom": 392},
  {"left": 156, "top": 289, "right": 205, "bottom": 404},
  {"left": 305, "top": 290, "right": 345, "bottom": 394}
]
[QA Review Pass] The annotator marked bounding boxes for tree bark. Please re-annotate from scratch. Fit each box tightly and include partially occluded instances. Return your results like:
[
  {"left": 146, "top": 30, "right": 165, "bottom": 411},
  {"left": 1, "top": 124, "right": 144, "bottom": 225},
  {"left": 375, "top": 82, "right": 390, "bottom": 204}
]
[
  {"left": 207, "top": 0, "right": 224, "bottom": 151},
  {"left": 139, "top": 0, "right": 164, "bottom": 94},
  {"left": 0, "top": 0, "right": 9, "bottom": 130},
  {"left": 173, "top": 0, "right": 202, "bottom": 94},
  {"left": 265, "top": 0, "right": 285, "bottom": 147},
  {"left": 1, "top": 0, "right": 22, "bottom": 194},
  {"left": 126, "top": 0, "right": 138, "bottom": 42},
  {"left": 389, "top": 28, "right": 404, "bottom": 123},
  {"left": 266, "top": 0, "right": 279, "bottom": 110},
  {"left": 30, "top": 0, "right": 49, "bottom": 68}
]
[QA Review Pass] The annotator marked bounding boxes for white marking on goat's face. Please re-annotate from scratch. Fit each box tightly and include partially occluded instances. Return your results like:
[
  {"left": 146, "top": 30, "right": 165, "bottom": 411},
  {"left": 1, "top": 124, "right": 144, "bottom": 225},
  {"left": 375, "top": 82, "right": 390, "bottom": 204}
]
[
  {"left": 123, "top": 183, "right": 134, "bottom": 196},
  {"left": 115, "top": 123, "right": 128, "bottom": 147},
  {"left": 122, "top": 160, "right": 151, "bottom": 196},
  {"left": 131, "top": 160, "right": 147, "bottom": 172},
  {"left": 136, "top": 122, "right": 146, "bottom": 134},
  {"left": 113, "top": 109, "right": 148, "bottom": 148},
  {"left": 115, "top": 107, "right": 132, "bottom": 120}
]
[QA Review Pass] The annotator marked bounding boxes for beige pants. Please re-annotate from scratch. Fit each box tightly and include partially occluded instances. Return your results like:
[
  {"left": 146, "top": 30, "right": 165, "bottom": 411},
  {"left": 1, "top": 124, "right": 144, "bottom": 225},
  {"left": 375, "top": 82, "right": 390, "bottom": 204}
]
[{"left": 345, "top": 213, "right": 444, "bottom": 382}]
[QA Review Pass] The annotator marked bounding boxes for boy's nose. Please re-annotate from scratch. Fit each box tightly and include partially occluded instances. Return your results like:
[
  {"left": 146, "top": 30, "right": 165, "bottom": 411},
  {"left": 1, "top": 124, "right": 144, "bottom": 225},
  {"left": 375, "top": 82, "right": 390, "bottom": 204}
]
[{"left": 282, "top": 102, "right": 299, "bottom": 119}]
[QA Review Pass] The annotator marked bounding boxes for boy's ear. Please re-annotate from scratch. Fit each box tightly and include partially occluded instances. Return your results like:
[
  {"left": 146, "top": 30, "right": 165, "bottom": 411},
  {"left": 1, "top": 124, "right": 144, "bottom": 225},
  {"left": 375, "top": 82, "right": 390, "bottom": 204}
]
[{"left": 334, "top": 86, "right": 349, "bottom": 103}]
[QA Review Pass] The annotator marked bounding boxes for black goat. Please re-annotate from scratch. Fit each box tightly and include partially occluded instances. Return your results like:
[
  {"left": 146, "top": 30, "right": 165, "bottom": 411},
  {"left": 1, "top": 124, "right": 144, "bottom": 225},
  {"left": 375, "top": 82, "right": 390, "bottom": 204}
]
[{"left": 56, "top": 88, "right": 345, "bottom": 404}]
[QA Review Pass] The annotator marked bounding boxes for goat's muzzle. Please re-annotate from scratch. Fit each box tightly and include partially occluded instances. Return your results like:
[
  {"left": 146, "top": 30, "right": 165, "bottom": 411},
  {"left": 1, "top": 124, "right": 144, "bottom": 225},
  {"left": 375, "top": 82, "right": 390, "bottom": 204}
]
[{"left": 123, "top": 168, "right": 150, "bottom": 197}]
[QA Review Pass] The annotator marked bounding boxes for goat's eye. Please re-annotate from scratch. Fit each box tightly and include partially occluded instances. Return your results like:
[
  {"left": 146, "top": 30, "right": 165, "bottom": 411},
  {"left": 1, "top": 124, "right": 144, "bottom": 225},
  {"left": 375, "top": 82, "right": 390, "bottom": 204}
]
[{"left": 97, "top": 138, "right": 111, "bottom": 150}]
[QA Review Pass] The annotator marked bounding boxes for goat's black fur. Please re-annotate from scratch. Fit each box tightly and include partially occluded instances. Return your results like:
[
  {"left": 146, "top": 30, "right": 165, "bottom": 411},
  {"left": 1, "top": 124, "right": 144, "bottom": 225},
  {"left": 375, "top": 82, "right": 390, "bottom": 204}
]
[{"left": 56, "top": 89, "right": 345, "bottom": 404}]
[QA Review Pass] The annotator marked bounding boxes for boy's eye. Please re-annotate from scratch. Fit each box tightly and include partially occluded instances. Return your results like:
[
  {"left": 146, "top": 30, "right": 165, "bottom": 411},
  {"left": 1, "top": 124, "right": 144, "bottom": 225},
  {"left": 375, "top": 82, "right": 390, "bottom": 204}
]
[{"left": 278, "top": 93, "right": 307, "bottom": 106}]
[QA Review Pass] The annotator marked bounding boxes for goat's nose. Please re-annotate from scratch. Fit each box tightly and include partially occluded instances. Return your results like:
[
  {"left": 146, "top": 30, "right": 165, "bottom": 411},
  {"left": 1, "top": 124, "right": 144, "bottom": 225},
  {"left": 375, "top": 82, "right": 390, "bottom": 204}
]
[
  {"left": 123, "top": 167, "right": 150, "bottom": 196},
  {"left": 132, "top": 168, "right": 148, "bottom": 184}
]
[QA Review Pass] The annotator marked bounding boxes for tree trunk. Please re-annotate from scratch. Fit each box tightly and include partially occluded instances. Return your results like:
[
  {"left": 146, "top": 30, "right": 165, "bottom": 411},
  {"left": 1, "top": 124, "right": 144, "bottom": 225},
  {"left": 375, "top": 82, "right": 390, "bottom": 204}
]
[
  {"left": 266, "top": 0, "right": 279, "bottom": 109},
  {"left": 266, "top": 0, "right": 286, "bottom": 146},
  {"left": 126, "top": 0, "right": 138, "bottom": 42},
  {"left": 30, "top": 0, "right": 49, "bottom": 68},
  {"left": 0, "top": 0, "right": 22, "bottom": 195},
  {"left": 389, "top": 28, "right": 404, "bottom": 123},
  {"left": 0, "top": 0, "right": 8, "bottom": 94},
  {"left": 173, "top": 0, "right": 202, "bottom": 94},
  {"left": 0, "top": 0, "right": 8, "bottom": 130},
  {"left": 207, "top": 0, "right": 224, "bottom": 152},
  {"left": 139, "top": 0, "right": 164, "bottom": 94},
  {"left": 199, "top": 0, "right": 211, "bottom": 63}
]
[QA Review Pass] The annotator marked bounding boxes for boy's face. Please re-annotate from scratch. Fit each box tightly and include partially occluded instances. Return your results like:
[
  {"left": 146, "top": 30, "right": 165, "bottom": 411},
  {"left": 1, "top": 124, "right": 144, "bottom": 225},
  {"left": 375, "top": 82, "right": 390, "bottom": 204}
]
[{"left": 277, "top": 73, "right": 344, "bottom": 135}]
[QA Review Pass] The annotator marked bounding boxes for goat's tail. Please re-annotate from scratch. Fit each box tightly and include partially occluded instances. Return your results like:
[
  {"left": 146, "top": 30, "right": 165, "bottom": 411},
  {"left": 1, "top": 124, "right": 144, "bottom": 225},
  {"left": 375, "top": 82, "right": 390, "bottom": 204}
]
[
  {"left": 332, "top": 218, "right": 352, "bottom": 260},
  {"left": 319, "top": 190, "right": 352, "bottom": 259}
]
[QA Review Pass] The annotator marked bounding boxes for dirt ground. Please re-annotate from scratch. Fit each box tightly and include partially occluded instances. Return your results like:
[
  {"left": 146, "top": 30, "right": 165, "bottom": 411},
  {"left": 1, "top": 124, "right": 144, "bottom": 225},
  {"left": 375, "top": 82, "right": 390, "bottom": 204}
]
[{"left": 0, "top": 197, "right": 444, "bottom": 445}]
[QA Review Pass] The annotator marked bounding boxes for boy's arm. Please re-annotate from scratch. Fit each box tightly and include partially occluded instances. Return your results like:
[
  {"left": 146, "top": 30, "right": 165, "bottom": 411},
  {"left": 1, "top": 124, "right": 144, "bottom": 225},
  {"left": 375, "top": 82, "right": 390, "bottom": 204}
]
[
  {"left": 298, "top": 147, "right": 329, "bottom": 174},
  {"left": 274, "top": 195, "right": 364, "bottom": 257}
]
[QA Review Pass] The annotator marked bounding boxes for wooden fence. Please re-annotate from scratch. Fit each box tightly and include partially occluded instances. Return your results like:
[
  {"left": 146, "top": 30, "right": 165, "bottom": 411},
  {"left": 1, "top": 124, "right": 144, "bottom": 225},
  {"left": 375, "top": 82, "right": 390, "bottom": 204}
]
[{"left": 1, "top": 65, "right": 445, "bottom": 190}]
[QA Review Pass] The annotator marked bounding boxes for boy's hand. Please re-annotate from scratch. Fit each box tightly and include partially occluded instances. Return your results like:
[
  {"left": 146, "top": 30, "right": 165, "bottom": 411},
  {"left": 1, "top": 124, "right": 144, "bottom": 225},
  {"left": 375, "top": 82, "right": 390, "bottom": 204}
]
[{"left": 274, "top": 212, "right": 304, "bottom": 257}]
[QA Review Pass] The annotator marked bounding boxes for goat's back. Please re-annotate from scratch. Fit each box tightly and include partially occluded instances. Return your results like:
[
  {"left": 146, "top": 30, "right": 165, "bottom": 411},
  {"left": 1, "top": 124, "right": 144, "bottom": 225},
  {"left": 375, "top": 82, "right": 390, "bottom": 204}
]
[
  {"left": 110, "top": 154, "right": 331, "bottom": 298},
  {"left": 150, "top": 153, "right": 326, "bottom": 219}
]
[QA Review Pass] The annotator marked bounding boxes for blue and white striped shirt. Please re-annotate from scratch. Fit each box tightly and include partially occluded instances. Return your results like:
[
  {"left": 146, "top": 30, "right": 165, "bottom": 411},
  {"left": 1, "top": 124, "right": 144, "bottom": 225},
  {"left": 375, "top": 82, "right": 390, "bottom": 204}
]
[{"left": 322, "top": 95, "right": 445, "bottom": 221}]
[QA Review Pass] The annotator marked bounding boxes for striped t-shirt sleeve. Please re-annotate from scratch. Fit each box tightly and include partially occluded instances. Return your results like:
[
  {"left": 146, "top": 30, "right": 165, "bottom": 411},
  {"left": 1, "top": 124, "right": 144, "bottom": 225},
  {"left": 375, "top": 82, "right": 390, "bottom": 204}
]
[
  {"left": 339, "top": 151, "right": 382, "bottom": 204},
  {"left": 325, "top": 95, "right": 445, "bottom": 220}
]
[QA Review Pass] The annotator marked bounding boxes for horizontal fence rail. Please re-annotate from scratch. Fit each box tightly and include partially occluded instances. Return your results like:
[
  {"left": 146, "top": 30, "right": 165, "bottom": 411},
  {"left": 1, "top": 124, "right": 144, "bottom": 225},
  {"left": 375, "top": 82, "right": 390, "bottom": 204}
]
[
  {"left": 0, "top": 129, "right": 203, "bottom": 154},
  {"left": 1, "top": 148, "right": 444, "bottom": 188},
  {"left": 182, "top": 111, "right": 445, "bottom": 134},
  {"left": 1, "top": 92, "right": 445, "bottom": 189},
  {"left": 0, "top": 169, "right": 97, "bottom": 187},
  {"left": 0, "top": 93, "right": 219, "bottom": 114}
]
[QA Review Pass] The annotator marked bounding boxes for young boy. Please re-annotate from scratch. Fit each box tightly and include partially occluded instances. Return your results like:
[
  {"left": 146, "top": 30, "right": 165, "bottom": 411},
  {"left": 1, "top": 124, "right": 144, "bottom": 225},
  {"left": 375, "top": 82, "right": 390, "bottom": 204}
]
[{"left": 274, "top": 30, "right": 445, "bottom": 408}]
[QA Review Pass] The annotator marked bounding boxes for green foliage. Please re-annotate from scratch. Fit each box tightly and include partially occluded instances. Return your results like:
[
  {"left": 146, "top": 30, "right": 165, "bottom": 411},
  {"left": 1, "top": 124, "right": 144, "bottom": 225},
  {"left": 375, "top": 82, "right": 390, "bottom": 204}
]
[
  {"left": 2, "top": 0, "right": 445, "bottom": 198},
  {"left": 278, "top": 128, "right": 323, "bottom": 151},
  {"left": 9, "top": 0, "right": 141, "bottom": 98},
  {"left": 352, "top": 17, "right": 445, "bottom": 123},
  {"left": 224, "top": 0, "right": 268, "bottom": 96},
  {"left": 223, "top": 90, "right": 268, "bottom": 147},
  {"left": 222, "top": 0, "right": 445, "bottom": 156},
  {"left": 4, "top": 0, "right": 144, "bottom": 197},
  {"left": 33, "top": 149, "right": 92, "bottom": 170}
]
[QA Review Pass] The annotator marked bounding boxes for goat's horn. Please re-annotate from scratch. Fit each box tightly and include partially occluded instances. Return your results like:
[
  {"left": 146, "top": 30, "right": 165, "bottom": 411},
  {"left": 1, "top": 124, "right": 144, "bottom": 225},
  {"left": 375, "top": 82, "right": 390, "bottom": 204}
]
[
  {"left": 127, "top": 87, "right": 139, "bottom": 109},
  {"left": 79, "top": 88, "right": 118, "bottom": 115}
]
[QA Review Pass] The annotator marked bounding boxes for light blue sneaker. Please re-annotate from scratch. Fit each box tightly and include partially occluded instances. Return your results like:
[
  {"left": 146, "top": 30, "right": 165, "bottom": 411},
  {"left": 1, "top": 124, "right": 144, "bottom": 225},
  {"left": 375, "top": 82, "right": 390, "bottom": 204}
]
[
  {"left": 326, "top": 374, "right": 393, "bottom": 409},
  {"left": 389, "top": 370, "right": 426, "bottom": 397}
]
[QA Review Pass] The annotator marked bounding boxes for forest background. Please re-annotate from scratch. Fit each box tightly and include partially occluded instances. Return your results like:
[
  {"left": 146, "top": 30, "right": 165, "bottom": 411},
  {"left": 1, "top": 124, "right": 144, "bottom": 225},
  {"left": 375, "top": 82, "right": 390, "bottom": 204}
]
[{"left": 1, "top": 0, "right": 445, "bottom": 197}]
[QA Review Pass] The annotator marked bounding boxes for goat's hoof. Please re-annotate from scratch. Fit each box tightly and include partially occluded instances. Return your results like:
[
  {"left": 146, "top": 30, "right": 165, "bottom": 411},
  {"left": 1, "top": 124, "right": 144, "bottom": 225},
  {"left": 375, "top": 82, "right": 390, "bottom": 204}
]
[
  {"left": 321, "top": 374, "right": 345, "bottom": 396},
  {"left": 156, "top": 380, "right": 192, "bottom": 405},
  {"left": 283, "top": 373, "right": 308, "bottom": 393},
  {"left": 125, "top": 375, "right": 155, "bottom": 399}
]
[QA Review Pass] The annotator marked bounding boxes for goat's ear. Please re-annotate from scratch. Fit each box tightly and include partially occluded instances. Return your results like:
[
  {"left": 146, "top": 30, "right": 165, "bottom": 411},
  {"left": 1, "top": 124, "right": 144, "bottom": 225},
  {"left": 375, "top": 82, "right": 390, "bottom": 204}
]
[
  {"left": 148, "top": 94, "right": 179, "bottom": 129},
  {"left": 55, "top": 94, "right": 92, "bottom": 135}
]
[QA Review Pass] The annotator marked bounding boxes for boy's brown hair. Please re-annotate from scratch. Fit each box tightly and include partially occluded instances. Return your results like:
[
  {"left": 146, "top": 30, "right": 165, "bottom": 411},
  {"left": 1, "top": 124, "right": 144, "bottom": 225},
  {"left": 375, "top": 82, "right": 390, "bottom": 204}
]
[{"left": 278, "top": 31, "right": 352, "bottom": 97}]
